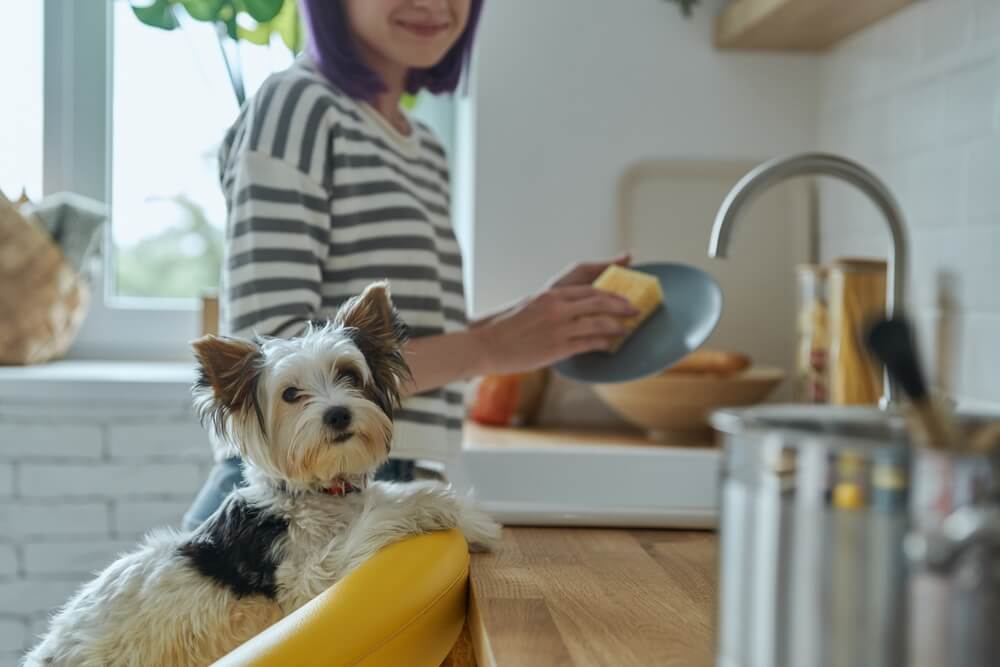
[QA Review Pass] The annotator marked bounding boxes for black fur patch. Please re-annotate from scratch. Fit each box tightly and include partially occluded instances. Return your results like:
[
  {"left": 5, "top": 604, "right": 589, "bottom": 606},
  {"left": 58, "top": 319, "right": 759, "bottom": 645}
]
[{"left": 178, "top": 495, "right": 288, "bottom": 599}]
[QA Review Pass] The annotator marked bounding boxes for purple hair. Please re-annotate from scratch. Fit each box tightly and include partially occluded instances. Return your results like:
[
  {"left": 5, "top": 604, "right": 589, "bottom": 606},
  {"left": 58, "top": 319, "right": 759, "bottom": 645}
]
[{"left": 298, "top": 0, "right": 484, "bottom": 101}]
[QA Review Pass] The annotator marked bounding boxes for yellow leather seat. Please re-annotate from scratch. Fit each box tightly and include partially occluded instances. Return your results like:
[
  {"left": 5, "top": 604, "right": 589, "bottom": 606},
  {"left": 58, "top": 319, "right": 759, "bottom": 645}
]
[{"left": 213, "top": 529, "right": 469, "bottom": 667}]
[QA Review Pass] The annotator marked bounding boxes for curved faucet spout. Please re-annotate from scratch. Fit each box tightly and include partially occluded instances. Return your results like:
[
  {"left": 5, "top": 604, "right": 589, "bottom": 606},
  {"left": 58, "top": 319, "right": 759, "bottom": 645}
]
[{"left": 708, "top": 153, "right": 909, "bottom": 407}]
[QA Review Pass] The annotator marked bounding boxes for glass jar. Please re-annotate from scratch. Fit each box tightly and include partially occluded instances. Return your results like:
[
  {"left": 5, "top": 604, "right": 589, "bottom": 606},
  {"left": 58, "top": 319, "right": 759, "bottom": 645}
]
[{"left": 796, "top": 264, "right": 829, "bottom": 403}]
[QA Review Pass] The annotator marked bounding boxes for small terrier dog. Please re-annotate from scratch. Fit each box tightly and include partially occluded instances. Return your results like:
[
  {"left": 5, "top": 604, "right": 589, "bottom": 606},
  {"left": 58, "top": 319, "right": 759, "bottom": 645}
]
[{"left": 24, "top": 282, "right": 500, "bottom": 667}]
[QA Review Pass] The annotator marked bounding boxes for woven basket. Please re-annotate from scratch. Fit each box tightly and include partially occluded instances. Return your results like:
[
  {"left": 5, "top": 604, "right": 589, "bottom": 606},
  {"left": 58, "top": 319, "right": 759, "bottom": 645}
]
[{"left": 0, "top": 193, "right": 90, "bottom": 365}]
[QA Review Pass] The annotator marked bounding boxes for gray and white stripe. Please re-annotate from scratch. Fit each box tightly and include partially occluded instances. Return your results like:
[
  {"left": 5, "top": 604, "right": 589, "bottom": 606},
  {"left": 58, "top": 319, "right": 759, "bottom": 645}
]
[{"left": 217, "top": 56, "right": 467, "bottom": 461}]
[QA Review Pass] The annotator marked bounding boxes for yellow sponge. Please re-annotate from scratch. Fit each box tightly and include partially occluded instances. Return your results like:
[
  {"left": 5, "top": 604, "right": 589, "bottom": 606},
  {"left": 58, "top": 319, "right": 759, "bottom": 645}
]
[{"left": 592, "top": 265, "right": 664, "bottom": 353}]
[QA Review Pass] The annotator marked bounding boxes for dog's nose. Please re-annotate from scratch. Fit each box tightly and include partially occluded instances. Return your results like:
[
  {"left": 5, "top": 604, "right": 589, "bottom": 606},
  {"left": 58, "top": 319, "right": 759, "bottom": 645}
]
[{"left": 323, "top": 406, "right": 353, "bottom": 430}]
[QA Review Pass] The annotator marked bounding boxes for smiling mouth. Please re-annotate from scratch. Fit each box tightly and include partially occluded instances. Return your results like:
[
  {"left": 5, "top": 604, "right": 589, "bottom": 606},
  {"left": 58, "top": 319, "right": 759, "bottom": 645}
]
[
  {"left": 330, "top": 432, "right": 354, "bottom": 445},
  {"left": 396, "top": 20, "right": 449, "bottom": 38}
]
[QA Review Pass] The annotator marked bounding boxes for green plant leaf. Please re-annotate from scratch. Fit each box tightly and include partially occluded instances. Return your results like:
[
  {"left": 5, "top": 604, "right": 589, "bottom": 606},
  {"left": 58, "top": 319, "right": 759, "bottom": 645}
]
[
  {"left": 237, "top": 21, "right": 272, "bottom": 45},
  {"left": 224, "top": 15, "right": 239, "bottom": 40},
  {"left": 400, "top": 93, "right": 418, "bottom": 111},
  {"left": 273, "top": 0, "right": 304, "bottom": 53},
  {"left": 241, "top": 0, "right": 283, "bottom": 23},
  {"left": 179, "top": 0, "right": 225, "bottom": 21},
  {"left": 130, "top": 0, "right": 180, "bottom": 30}
]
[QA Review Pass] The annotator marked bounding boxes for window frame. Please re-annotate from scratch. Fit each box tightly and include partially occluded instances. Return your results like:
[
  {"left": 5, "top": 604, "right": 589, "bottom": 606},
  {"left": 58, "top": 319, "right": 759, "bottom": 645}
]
[{"left": 45, "top": 0, "right": 198, "bottom": 361}]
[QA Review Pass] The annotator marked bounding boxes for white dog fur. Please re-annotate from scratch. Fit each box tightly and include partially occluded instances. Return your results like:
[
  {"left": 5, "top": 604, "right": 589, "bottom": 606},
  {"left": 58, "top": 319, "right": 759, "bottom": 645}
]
[{"left": 23, "top": 283, "right": 500, "bottom": 667}]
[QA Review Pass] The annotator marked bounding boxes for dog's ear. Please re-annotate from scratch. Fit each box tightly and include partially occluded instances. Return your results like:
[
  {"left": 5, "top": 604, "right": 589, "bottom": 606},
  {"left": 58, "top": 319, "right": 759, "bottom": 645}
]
[
  {"left": 334, "top": 282, "right": 406, "bottom": 344},
  {"left": 191, "top": 335, "right": 264, "bottom": 434},
  {"left": 335, "top": 282, "right": 411, "bottom": 412}
]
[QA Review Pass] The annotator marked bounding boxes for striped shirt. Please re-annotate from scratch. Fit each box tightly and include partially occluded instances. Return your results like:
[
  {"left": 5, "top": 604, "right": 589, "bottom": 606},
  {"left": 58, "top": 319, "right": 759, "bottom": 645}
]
[{"left": 217, "top": 56, "right": 466, "bottom": 461}]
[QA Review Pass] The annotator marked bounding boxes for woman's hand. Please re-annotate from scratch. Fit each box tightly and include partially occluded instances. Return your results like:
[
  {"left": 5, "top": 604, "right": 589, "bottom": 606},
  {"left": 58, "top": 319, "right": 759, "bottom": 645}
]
[
  {"left": 477, "top": 284, "right": 638, "bottom": 375},
  {"left": 402, "top": 252, "right": 638, "bottom": 393}
]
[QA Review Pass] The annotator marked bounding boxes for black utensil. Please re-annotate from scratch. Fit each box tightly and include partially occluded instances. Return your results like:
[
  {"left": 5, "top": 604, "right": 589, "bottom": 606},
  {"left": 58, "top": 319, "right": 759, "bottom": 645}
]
[{"left": 866, "top": 317, "right": 959, "bottom": 449}]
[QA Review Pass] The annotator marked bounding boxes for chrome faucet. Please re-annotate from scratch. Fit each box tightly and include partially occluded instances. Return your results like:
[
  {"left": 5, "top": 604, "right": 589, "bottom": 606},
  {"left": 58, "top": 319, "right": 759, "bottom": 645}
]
[{"left": 707, "top": 152, "right": 909, "bottom": 407}]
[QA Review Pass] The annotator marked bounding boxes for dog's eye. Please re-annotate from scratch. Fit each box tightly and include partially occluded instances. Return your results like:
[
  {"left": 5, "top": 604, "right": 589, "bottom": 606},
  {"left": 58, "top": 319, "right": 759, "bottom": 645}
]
[
  {"left": 282, "top": 387, "right": 303, "bottom": 403},
  {"left": 339, "top": 369, "right": 361, "bottom": 387}
]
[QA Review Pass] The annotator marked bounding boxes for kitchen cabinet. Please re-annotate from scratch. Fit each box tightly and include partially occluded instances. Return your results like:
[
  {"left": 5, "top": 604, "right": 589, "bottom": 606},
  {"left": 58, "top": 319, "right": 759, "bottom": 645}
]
[{"left": 715, "top": 0, "right": 915, "bottom": 51}]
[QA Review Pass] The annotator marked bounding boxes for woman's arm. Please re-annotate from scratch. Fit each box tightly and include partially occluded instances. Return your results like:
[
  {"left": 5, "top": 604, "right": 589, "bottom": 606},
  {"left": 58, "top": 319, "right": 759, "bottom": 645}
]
[
  {"left": 402, "top": 282, "right": 636, "bottom": 396},
  {"left": 403, "top": 253, "right": 634, "bottom": 395}
]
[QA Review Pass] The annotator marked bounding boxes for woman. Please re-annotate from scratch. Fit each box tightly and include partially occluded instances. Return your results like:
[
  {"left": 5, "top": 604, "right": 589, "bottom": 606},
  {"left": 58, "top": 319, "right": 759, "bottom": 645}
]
[{"left": 183, "top": 0, "right": 635, "bottom": 529}]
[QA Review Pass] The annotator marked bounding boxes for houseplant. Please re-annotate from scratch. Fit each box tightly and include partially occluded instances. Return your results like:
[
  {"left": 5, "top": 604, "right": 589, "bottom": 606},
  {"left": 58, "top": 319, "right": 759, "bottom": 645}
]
[{"left": 130, "top": 0, "right": 304, "bottom": 106}]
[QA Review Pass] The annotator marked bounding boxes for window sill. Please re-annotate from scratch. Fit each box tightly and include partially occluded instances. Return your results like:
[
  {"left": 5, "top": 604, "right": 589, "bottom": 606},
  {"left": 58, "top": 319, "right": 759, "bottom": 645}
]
[{"left": 0, "top": 360, "right": 196, "bottom": 403}]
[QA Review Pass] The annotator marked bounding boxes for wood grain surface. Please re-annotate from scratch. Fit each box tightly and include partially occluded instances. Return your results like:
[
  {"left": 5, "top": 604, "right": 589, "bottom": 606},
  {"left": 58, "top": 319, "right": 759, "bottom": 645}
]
[{"left": 467, "top": 527, "right": 718, "bottom": 666}]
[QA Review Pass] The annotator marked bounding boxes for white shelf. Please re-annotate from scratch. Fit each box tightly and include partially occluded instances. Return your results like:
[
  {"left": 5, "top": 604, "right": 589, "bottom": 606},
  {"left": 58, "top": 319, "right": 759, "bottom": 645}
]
[{"left": 0, "top": 360, "right": 195, "bottom": 402}]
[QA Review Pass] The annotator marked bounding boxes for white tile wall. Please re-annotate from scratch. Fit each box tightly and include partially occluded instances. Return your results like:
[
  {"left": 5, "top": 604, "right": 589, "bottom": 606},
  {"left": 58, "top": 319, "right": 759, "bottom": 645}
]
[
  {"left": 0, "top": 397, "right": 212, "bottom": 664},
  {"left": 817, "top": 0, "right": 1000, "bottom": 407}
]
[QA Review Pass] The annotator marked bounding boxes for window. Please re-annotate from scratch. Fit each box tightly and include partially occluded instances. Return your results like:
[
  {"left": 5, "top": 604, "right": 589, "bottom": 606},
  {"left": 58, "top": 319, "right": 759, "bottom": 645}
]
[
  {"left": 0, "top": 3, "right": 44, "bottom": 201},
  {"left": 110, "top": 2, "right": 294, "bottom": 300},
  {"left": 39, "top": 0, "right": 459, "bottom": 360}
]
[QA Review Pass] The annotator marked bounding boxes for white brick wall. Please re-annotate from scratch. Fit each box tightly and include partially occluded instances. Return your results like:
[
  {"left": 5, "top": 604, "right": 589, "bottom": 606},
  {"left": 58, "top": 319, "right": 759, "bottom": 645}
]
[
  {"left": 0, "top": 465, "right": 12, "bottom": 497},
  {"left": 0, "top": 544, "right": 18, "bottom": 578},
  {"left": 22, "top": 540, "right": 136, "bottom": 577},
  {"left": 0, "top": 501, "right": 110, "bottom": 539},
  {"left": 0, "top": 619, "right": 26, "bottom": 656},
  {"left": 0, "top": 579, "right": 85, "bottom": 616},
  {"left": 114, "top": 499, "right": 196, "bottom": 540},
  {"left": 0, "top": 425, "right": 103, "bottom": 460},
  {"left": 0, "top": 393, "right": 212, "bottom": 662},
  {"left": 817, "top": 0, "right": 1000, "bottom": 407},
  {"left": 108, "top": 422, "right": 215, "bottom": 461},
  {"left": 19, "top": 462, "right": 204, "bottom": 498}
]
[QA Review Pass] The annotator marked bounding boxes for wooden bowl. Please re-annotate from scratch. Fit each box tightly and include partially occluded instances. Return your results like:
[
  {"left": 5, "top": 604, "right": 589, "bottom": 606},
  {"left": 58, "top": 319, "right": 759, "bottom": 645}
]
[{"left": 593, "top": 367, "right": 786, "bottom": 444}]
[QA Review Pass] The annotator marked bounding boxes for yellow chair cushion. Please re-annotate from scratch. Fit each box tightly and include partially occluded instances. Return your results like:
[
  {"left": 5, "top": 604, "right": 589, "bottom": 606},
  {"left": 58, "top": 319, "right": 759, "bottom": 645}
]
[{"left": 213, "top": 529, "right": 469, "bottom": 667}]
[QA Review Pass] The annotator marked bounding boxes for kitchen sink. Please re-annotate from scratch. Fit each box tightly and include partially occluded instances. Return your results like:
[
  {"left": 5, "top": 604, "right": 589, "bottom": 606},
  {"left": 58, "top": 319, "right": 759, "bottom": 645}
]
[{"left": 446, "top": 430, "right": 720, "bottom": 529}]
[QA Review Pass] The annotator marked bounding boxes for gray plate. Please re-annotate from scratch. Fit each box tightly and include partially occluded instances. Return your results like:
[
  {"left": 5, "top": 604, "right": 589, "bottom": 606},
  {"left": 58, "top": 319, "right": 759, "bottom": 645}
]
[{"left": 553, "top": 262, "right": 723, "bottom": 384}]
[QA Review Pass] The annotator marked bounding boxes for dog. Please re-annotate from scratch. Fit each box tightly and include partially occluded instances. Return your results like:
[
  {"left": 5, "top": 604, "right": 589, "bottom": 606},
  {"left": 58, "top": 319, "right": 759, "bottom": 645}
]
[{"left": 23, "top": 282, "right": 501, "bottom": 667}]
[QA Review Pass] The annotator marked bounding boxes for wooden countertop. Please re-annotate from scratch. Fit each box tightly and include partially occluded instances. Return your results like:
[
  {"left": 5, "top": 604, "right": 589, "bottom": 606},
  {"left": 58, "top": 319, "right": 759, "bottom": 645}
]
[{"left": 464, "top": 527, "right": 718, "bottom": 666}]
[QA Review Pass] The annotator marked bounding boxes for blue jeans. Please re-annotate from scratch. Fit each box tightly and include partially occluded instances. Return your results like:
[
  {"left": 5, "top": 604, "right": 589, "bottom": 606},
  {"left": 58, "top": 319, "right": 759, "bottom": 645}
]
[{"left": 181, "top": 458, "right": 416, "bottom": 531}]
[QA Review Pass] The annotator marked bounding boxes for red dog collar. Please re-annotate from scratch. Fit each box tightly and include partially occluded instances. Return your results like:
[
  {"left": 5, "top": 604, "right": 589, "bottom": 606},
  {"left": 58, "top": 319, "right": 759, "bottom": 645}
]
[{"left": 323, "top": 479, "right": 362, "bottom": 497}]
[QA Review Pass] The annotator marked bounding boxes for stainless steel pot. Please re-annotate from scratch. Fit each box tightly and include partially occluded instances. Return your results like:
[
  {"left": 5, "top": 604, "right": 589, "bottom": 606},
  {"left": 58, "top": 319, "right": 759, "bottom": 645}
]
[
  {"left": 713, "top": 405, "right": 1000, "bottom": 667},
  {"left": 905, "top": 423, "right": 1000, "bottom": 667},
  {"left": 712, "top": 405, "right": 911, "bottom": 667}
]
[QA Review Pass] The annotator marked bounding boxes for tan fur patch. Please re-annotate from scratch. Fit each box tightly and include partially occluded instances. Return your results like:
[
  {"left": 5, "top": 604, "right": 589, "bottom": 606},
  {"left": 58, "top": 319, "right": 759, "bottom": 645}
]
[
  {"left": 334, "top": 282, "right": 397, "bottom": 341},
  {"left": 160, "top": 597, "right": 283, "bottom": 666},
  {"left": 192, "top": 335, "right": 264, "bottom": 427}
]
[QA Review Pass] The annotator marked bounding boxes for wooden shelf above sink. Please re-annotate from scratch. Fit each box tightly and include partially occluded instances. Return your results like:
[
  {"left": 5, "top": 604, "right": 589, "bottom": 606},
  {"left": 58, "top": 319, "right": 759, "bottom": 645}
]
[{"left": 715, "top": 0, "right": 915, "bottom": 51}]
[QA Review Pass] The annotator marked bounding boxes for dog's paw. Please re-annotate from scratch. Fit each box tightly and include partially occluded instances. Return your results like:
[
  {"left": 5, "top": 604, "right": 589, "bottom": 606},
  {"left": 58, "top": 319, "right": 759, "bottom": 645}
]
[{"left": 458, "top": 504, "right": 503, "bottom": 552}]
